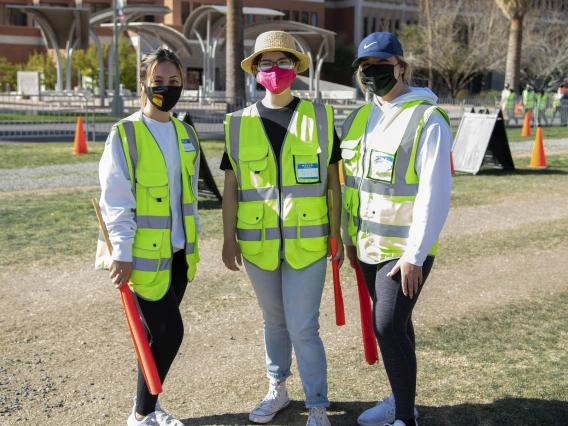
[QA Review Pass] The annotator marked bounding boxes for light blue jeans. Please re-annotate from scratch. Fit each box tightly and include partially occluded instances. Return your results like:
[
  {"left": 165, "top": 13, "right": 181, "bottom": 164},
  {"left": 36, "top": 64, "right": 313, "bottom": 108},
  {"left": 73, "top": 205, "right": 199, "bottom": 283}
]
[{"left": 244, "top": 256, "right": 329, "bottom": 408}]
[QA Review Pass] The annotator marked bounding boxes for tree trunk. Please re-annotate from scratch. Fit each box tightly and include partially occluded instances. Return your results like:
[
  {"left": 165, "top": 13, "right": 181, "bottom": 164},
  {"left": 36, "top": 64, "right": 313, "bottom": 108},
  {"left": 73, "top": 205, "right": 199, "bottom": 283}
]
[
  {"left": 226, "top": 0, "right": 245, "bottom": 111},
  {"left": 505, "top": 16, "right": 523, "bottom": 94}
]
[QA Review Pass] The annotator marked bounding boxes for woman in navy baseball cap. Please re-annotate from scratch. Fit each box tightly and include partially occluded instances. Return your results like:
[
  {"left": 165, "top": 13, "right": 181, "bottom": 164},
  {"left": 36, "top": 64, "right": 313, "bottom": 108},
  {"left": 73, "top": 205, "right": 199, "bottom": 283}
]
[{"left": 341, "top": 32, "right": 453, "bottom": 426}]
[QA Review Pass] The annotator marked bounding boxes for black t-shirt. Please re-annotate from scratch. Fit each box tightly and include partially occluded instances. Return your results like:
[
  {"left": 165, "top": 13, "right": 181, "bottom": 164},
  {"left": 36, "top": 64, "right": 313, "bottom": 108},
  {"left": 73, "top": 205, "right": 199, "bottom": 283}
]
[{"left": 220, "top": 97, "right": 342, "bottom": 171}]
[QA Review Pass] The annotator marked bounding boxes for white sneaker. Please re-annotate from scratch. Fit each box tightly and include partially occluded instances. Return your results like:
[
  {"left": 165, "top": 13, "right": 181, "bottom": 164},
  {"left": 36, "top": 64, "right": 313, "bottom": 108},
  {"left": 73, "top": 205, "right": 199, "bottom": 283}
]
[
  {"left": 306, "top": 407, "right": 331, "bottom": 426},
  {"left": 357, "top": 393, "right": 418, "bottom": 426},
  {"left": 383, "top": 421, "right": 418, "bottom": 426},
  {"left": 127, "top": 410, "right": 160, "bottom": 426},
  {"left": 249, "top": 380, "right": 291, "bottom": 423},
  {"left": 129, "top": 399, "right": 183, "bottom": 426}
]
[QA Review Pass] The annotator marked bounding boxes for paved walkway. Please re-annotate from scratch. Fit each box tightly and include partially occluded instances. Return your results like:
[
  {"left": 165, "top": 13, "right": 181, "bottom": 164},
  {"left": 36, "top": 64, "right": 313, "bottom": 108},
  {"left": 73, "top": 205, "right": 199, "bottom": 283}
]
[{"left": 1, "top": 139, "right": 566, "bottom": 192}]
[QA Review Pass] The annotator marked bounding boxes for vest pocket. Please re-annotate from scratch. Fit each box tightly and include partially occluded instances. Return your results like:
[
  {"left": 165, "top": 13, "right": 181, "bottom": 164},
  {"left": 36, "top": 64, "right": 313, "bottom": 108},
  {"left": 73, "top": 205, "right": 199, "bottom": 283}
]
[
  {"left": 239, "top": 145, "right": 269, "bottom": 174},
  {"left": 135, "top": 175, "right": 170, "bottom": 216},
  {"left": 236, "top": 202, "right": 264, "bottom": 255},
  {"left": 296, "top": 198, "right": 328, "bottom": 251},
  {"left": 343, "top": 186, "right": 360, "bottom": 237},
  {"left": 130, "top": 229, "right": 164, "bottom": 285}
]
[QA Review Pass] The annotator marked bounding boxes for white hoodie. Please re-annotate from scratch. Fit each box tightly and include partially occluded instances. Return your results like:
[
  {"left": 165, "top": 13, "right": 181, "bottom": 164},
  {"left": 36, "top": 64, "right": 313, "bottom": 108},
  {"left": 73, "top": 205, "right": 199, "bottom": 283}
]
[{"left": 342, "top": 87, "right": 453, "bottom": 266}]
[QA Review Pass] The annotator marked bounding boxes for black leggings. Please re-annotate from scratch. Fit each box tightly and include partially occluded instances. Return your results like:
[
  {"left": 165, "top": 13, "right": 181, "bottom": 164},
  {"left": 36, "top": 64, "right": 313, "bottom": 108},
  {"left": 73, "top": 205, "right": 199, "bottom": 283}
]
[
  {"left": 135, "top": 250, "right": 188, "bottom": 416},
  {"left": 358, "top": 257, "right": 435, "bottom": 420}
]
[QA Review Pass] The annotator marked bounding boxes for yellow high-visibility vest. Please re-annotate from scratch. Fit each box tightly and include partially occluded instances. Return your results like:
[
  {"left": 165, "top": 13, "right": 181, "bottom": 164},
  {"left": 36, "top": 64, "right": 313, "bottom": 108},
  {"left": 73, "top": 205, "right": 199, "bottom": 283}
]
[
  {"left": 115, "top": 115, "right": 200, "bottom": 300},
  {"left": 225, "top": 100, "right": 334, "bottom": 270},
  {"left": 341, "top": 100, "right": 449, "bottom": 263}
]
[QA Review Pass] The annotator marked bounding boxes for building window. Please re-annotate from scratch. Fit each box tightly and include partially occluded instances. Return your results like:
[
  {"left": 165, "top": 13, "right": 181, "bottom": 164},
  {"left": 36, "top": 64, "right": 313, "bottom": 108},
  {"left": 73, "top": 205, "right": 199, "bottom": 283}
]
[
  {"left": 144, "top": 15, "right": 155, "bottom": 23},
  {"left": 301, "top": 11, "right": 308, "bottom": 24},
  {"left": 371, "top": 17, "right": 376, "bottom": 33},
  {"left": 247, "top": 14, "right": 254, "bottom": 24},
  {"left": 363, "top": 16, "right": 368, "bottom": 36},
  {"left": 310, "top": 12, "right": 317, "bottom": 26},
  {"left": 292, "top": 10, "right": 299, "bottom": 21},
  {"left": 192, "top": 2, "right": 201, "bottom": 12},
  {"left": 7, "top": 7, "right": 27, "bottom": 26},
  {"left": 283, "top": 10, "right": 290, "bottom": 20},
  {"left": 395, "top": 19, "right": 400, "bottom": 30},
  {"left": 182, "top": 1, "right": 190, "bottom": 24}
]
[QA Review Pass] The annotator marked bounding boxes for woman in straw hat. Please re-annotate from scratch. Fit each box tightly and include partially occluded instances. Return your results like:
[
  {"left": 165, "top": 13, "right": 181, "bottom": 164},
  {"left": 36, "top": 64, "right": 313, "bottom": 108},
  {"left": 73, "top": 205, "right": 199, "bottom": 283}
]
[
  {"left": 341, "top": 32, "right": 452, "bottom": 426},
  {"left": 220, "top": 30, "right": 344, "bottom": 426}
]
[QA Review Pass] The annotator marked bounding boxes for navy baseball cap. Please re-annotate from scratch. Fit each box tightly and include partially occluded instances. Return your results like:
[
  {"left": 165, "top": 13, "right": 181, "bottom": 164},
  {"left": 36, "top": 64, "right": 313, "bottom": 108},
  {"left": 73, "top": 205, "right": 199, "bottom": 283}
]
[{"left": 352, "top": 32, "right": 404, "bottom": 68}]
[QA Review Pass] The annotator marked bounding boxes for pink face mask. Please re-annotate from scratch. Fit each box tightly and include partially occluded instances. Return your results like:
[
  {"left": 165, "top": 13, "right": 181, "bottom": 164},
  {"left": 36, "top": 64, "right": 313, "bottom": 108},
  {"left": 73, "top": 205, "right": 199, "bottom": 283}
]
[{"left": 256, "top": 67, "right": 296, "bottom": 94}]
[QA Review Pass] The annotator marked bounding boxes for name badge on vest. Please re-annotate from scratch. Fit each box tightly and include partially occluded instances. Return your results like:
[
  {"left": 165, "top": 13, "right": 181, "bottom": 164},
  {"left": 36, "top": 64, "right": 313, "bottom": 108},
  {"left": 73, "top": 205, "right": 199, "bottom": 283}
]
[
  {"left": 296, "top": 162, "right": 320, "bottom": 183},
  {"left": 182, "top": 139, "right": 195, "bottom": 152},
  {"left": 368, "top": 150, "right": 395, "bottom": 183}
]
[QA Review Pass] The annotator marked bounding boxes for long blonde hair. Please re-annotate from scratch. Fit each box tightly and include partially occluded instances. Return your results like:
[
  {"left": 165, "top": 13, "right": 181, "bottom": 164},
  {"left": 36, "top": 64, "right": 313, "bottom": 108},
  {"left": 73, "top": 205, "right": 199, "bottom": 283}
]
[
  {"left": 355, "top": 55, "right": 413, "bottom": 95},
  {"left": 139, "top": 48, "right": 185, "bottom": 107}
]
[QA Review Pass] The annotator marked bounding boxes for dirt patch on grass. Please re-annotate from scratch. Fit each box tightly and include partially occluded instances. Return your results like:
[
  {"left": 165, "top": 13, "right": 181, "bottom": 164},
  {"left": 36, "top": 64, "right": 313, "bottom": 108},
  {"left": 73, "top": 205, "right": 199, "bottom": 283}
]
[{"left": 443, "top": 195, "right": 568, "bottom": 237}]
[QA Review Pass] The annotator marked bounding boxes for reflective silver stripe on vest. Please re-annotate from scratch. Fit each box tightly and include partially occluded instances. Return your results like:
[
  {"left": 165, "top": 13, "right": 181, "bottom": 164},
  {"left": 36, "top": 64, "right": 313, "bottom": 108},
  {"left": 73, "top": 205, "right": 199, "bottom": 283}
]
[
  {"left": 362, "top": 220, "right": 410, "bottom": 239},
  {"left": 183, "top": 203, "right": 194, "bottom": 216},
  {"left": 135, "top": 216, "right": 172, "bottom": 229},
  {"left": 121, "top": 120, "right": 138, "bottom": 171},
  {"left": 229, "top": 109, "right": 244, "bottom": 187},
  {"left": 132, "top": 256, "right": 172, "bottom": 272},
  {"left": 281, "top": 184, "right": 326, "bottom": 198},
  {"left": 341, "top": 107, "right": 360, "bottom": 140},
  {"left": 237, "top": 227, "right": 281, "bottom": 241},
  {"left": 185, "top": 243, "right": 195, "bottom": 255},
  {"left": 360, "top": 103, "right": 431, "bottom": 197},
  {"left": 344, "top": 175, "right": 361, "bottom": 189},
  {"left": 346, "top": 213, "right": 360, "bottom": 227},
  {"left": 238, "top": 187, "right": 279, "bottom": 202},
  {"left": 179, "top": 121, "right": 200, "bottom": 163},
  {"left": 282, "top": 223, "right": 329, "bottom": 239},
  {"left": 313, "top": 103, "right": 329, "bottom": 187}
]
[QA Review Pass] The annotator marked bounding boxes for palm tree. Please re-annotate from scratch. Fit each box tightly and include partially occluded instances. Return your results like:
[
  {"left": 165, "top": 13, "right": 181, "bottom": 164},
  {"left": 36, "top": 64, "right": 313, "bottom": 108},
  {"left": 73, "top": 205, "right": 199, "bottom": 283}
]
[
  {"left": 494, "top": 0, "right": 532, "bottom": 93},
  {"left": 226, "top": 0, "right": 245, "bottom": 111}
]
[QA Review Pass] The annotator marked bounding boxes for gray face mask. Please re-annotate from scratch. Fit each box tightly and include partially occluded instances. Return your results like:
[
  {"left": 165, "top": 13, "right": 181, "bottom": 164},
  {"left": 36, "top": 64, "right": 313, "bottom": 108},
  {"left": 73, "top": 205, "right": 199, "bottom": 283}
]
[{"left": 360, "top": 64, "right": 399, "bottom": 97}]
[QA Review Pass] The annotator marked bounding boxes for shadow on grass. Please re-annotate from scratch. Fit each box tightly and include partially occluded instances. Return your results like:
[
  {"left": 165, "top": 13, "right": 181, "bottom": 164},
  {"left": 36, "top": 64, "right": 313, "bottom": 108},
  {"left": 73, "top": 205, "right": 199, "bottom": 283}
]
[
  {"left": 198, "top": 198, "right": 222, "bottom": 210},
  {"left": 181, "top": 398, "right": 568, "bottom": 425},
  {"left": 458, "top": 167, "right": 568, "bottom": 177}
]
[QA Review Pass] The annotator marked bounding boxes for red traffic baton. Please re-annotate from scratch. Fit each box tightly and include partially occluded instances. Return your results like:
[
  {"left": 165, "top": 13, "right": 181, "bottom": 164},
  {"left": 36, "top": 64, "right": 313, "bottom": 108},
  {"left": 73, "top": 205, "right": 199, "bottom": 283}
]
[
  {"left": 330, "top": 236, "right": 345, "bottom": 326},
  {"left": 92, "top": 199, "right": 163, "bottom": 395},
  {"left": 354, "top": 262, "right": 379, "bottom": 365},
  {"left": 328, "top": 189, "right": 345, "bottom": 326}
]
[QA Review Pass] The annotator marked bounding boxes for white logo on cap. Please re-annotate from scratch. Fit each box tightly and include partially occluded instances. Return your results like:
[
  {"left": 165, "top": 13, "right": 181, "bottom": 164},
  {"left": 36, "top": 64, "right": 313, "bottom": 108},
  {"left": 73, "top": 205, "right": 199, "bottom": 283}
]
[{"left": 364, "top": 41, "right": 377, "bottom": 49}]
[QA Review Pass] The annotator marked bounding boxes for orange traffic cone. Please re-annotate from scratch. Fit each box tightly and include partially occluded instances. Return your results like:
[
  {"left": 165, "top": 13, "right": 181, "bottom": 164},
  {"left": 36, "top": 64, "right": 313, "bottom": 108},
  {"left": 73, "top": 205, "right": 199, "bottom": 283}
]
[
  {"left": 529, "top": 125, "right": 547, "bottom": 169},
  {"left": 521, "top": 111, "right": 531, "bottom": 137},
  {"left": 450, "top": 151, "right": 455, "bottom": 175},
  {"left": 73, "top": 116, "right": 88, "bottom": 155}
]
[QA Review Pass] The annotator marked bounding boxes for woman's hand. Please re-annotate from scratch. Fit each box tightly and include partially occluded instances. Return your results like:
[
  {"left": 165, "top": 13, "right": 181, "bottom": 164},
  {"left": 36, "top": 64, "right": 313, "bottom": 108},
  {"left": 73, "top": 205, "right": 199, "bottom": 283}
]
[
  {"left": 328, "top": 238, "right": 345, "bottom": 269},
  {"left": 222, "top": 238, "right": 242, "bottom": 272},
  {"left": 345, "top": 245, "right": 358, "bottom": 269},
  {"left": 387, "top": 259, "right": 423, "bottom": 299},
  {"left": 109, "top": 260, "right": 133, "bottom": 289}
]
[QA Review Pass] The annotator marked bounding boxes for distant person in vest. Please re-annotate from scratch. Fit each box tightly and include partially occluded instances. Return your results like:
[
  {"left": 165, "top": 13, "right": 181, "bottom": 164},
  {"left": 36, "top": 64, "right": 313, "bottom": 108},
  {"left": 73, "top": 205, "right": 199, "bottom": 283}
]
[
  {"left": 552, "top": 87, "right": 567, "bottom": 126},
  {"left": 341, "top": 32, "right": 452, "bottom": 426},
  {"left": 99, "top": 48, "right": 200, "bottom": 426},
  {"left": 220, "top": 30, "right": 344, "bottom": 426},
  {"left": 522, "top": 83, "right": 536, "bottom": 125},
  {"left": 536, "top": 89, "right": 549, "bottom": 127},
  {"left": 500, "top": 82, "right": 517, "bottom": 125}
]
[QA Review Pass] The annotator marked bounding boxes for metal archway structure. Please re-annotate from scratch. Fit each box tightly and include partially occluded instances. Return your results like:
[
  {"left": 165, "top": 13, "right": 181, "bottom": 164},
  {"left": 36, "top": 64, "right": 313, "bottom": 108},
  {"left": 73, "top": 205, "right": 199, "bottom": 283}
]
[
  {"left": 183, "top": 5, "right": 285, "bottom": 96},
  {"left": 7, "top": 5, "right": 90, "bottom": 92}
]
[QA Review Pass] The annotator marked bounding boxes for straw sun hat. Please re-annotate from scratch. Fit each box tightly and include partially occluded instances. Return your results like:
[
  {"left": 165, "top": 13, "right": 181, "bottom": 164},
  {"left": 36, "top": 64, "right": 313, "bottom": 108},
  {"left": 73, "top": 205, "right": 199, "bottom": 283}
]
[{"left": 241, "top": 31, "right": 311, "bottom": 75}]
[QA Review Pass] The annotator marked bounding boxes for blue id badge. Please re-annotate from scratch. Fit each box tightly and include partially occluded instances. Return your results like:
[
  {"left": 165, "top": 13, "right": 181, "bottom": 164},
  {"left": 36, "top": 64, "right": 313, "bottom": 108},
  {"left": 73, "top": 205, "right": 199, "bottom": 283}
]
[
  {"left": 182, "top": 139, "right": 195, "bottom": 152},
  {"left": 296, "top": 162, "right": 319, "bottom": 182},
  {"left": 368, "top": 150, "right": 395, "bottom": 183}
]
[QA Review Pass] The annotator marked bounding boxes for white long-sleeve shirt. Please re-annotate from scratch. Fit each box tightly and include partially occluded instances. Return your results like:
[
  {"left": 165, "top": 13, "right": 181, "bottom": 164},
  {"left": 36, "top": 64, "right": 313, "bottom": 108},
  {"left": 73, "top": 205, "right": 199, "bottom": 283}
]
[
  {"left": 99, "top": 111, "right": 201, "bottom": 262},
  {"left": 342, "top": 87, "right": 452, "bottom": 266}
]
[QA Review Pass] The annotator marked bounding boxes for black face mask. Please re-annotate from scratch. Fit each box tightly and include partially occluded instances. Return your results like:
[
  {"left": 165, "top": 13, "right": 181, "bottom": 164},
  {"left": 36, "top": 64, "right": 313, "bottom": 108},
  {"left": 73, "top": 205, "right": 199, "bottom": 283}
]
[
  {"left": 361, "top": 64, "right": 399, "bottom": 97},
  {"left": 144, "top": 85, "right": 183, "bottom": 112}
]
